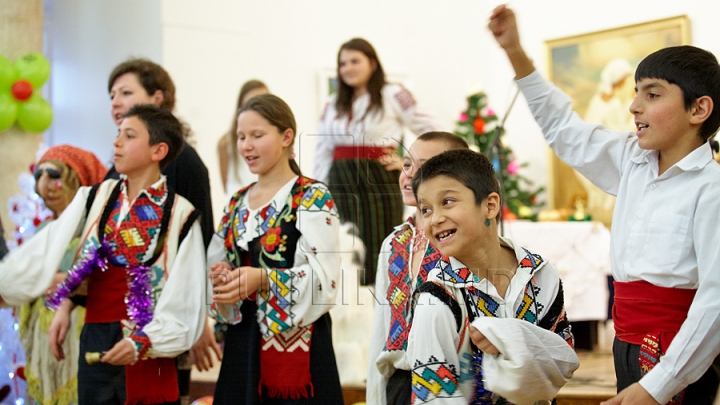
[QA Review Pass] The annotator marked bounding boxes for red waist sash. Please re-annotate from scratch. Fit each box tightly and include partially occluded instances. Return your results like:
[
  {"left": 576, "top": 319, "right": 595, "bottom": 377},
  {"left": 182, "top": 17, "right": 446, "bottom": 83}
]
[
  {"left": 613, "top": 280, "right": 696, "bottom": 353},
  {"left": 333, "top": 146, "right": 388, "bottom": 160},
  {"left": 86, "top": 264, "right": 129, "bottom": 323}
]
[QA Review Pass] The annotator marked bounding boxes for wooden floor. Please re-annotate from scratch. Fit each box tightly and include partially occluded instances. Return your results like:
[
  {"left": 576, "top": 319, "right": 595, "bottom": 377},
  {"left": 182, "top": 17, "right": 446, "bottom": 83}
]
[
  {"left": 190, "top": 350, "right": 616, "bottom": 405},
  {"left": 556, "top": 350, "right": 616, "bottom": 405}
]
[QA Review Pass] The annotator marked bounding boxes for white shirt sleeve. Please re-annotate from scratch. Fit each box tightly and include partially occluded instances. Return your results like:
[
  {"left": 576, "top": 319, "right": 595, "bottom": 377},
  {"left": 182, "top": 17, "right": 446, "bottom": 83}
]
[
  {"left": 385, "top": 85, "right": 439, "bottom": 139},
  {"left": 366, "top": 233, "right": 394, "bottom": 405},
  {"left": 472, "top": 317, "right": 579, "bottom": 405},
  {"left": 142, "top": 220, "right": 207, "bottom": 358},
  {"left": 314, "top": 101, "right": 338, "bottom": 184},
  {"left": 515, "top": 70, "right": 638, "bottom": 195},
  {"left": 408, "top": 292, "right": 467, "bottom": 405},
  {"left": 639, "top": 184, "right": 720, "bottom": 403},
  {"left": 0, "top": 187, "right": 89, "bottom": 306},
  {"left": 256, "top": 183, "right": 341, "bottom": 335}
]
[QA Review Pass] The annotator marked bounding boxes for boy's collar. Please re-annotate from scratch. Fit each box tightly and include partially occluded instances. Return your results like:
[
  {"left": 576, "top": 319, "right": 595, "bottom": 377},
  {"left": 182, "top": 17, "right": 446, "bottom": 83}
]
[
  {"left": 118, "top": 174, "right": 168, "bottom": 205},
  {"left": 630, "top": 142, "right": 714, "bottom": 172}
]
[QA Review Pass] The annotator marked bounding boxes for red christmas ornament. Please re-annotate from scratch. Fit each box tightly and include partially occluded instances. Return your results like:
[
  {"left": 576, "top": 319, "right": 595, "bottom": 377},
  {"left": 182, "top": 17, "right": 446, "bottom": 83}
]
[
  {"left": 473, "top": 117, "right": 485, "bottom": 134},
  {"left": 11, "top": 79, "right": 33, "bottom": 101},
  {"left": 16, "top": 366, "right": 25, "bottom": 381},
  {"left": 502, "top": 206, "right": 517, "bottom": 221}
]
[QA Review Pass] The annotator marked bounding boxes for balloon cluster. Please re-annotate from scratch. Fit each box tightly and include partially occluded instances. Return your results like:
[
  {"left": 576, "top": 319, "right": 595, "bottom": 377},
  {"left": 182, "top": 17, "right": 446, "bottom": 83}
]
[{"left": 0, "top": 53, "right": 53, "bottom": 133}]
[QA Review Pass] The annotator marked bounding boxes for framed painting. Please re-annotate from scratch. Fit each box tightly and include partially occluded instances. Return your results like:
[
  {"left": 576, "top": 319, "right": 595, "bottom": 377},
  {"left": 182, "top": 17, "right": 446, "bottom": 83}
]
[{"left": 544, "top": 15, "right": 690, "bottom": 226}]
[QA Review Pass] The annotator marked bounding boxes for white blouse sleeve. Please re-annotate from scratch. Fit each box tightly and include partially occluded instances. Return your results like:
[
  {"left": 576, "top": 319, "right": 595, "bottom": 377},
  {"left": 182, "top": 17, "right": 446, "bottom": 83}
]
[
  {"left": 385, "top": 85, "right": 439, "bottom": 138},
  {"left": 516, "top": 70, "right": 638, "bottom": 195},
  {"left": 314, "top": 100, "right": 338, "bottom": 184},
  {"left": 256, "top": 183, "right": 341, "bottom": 336},
  {"left": 366, "top": 233, "right": 394, "bottom": 405},
  {"left": 141, "top": 220, "right": 207, "bottom": 358},
  {"left": 472, "top": 317, "right": 579, "bottom": 404},
  {"left": 0, "top": 186, "right": 89, "bottom": 306},
  {"left": 408, "top": 292, "right": 468, "bottom": 405}
]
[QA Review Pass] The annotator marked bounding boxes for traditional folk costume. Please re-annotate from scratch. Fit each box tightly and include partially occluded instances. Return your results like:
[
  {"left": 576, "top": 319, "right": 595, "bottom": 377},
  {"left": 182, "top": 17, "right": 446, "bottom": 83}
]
[
  {"left": 315, "top": 84, "right": 438, "bottom": 284},
  {"left": 18, "top": 144, "right": 107, "bottom": 405},
  {"left": 368, "top": 217, "right": 442, "bottom": 405},
  {"left": 0, "top": 177, "right": 207, "bottom": 405},
  {"left": 18, "top": 229, "right": 84, "bottom": 405},
  {"left": 517, "top": 69, "right": 720, "bottom": 404},
  {"left": 209, "top": 176, "right": 344, "bottom": 405},
  {"left": 408, "top": 238, "right": 578, "bottom": 404}
]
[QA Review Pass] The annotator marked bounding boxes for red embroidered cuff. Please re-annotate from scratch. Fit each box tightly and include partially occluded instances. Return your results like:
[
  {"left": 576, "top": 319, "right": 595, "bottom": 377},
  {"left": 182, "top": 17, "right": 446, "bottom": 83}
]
[{"left": 129, "top": 331, "right": 152, "bottom": 360}]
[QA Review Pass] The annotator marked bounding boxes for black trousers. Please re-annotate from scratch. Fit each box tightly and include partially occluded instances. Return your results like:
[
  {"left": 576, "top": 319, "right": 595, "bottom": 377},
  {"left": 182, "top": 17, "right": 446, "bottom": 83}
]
[
  {"left": 386, "top": 369, "right": 412, "bottom": 405},
  {"left": 78, "top": 322, "right": 180, "bottom": 405},
  {"left": 613, "top": 337, "right": 718, "bottom": 404}
]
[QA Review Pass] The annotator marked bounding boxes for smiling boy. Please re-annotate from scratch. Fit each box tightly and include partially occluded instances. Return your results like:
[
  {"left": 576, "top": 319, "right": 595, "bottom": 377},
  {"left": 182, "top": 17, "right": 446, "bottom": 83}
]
[
  {"left": 407, "top": 149, "right": 578, "bottom": 404},
  {"left": 489, "top": 5, "right": 720, "bottom": 404},
  {"left": 0, "top": 104, "right": 206, "bottom": 405}
]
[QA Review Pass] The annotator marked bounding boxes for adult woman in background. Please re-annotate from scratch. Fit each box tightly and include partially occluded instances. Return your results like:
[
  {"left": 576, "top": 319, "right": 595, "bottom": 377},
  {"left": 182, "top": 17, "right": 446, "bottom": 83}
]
[
  {"left": 217, "top": 80, "right": 269, "bottom": 198},
  {"left": 20, "top": 145, "right": 107, "bottom": 405},
  {"left": 315, "top": 38, "right": 438, "bottom": 284}
]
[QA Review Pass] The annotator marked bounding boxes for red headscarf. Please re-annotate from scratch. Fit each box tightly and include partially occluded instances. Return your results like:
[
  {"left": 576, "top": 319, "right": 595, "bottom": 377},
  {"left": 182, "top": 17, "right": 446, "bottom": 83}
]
[{"left": 39, "top": 145, "right": 108, "bottom": 187}]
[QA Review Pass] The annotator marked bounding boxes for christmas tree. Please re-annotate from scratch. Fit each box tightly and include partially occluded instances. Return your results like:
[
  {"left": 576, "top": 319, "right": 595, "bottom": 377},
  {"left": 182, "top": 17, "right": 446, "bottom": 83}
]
[{"left": 454, "top": 92, "right": 544, "bottom": 220}]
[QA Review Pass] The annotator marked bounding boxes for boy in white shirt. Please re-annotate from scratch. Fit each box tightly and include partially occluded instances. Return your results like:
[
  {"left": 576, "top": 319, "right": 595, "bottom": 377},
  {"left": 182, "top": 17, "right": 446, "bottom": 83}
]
[{"left": 489, "top": 5, "right": 720, "bottom": 404}]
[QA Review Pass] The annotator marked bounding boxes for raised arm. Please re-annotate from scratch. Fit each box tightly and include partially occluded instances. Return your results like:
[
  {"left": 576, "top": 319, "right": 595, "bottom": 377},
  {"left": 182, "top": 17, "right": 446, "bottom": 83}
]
[{"left": 488, "top": 4, "right": 534, "bottom": 80}]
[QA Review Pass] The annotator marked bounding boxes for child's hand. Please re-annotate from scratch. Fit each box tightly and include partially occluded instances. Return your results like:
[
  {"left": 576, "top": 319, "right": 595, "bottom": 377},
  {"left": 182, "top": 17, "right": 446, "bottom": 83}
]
[
  {"left": 600, "top": 383, "right": 660, "bottom": 405},
  {"left": 212, "top": 266, "right": 267, "bottom": 304},
  {"left": 469, "top": 326, "right": 500, "bottom": 355},
  {"left": 190, "top": 317, "right": 223, "bottom": 371},
  {"left": 488, "top": 4, "right": 520, "bottom": 51},
  {"left": 45, "top": 272, "right": 67, "bottom": 301},
  {"left": 209, "top": 262, "right": 232, "bottom": 287},
  {"left": 48, "top": 299, "right": 73, "bottom": 360},
  {"left": 379, "top": 147, "right": 403, "bottom": 172},
  {"left": 102, "top": 339, "right": 136, "bottom": 366}
]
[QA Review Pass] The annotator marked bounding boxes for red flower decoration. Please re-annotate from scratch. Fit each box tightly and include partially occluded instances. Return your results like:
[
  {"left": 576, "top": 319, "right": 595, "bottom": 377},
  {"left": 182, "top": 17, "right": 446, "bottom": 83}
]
[{"left": 261, "top": 227, "right": 282, "bottom": 252}]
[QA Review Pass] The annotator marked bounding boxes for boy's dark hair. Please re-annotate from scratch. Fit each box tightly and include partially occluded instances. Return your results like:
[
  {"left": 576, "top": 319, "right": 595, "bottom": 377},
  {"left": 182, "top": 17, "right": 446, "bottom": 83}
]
[
  {"left": 635, "top": 45, "right": 720, "bottom": 140},
  {"left": 412, "top": 149, "right": 500, "bottom": 218},
  {"left": 108, "top": 59, "right": 176, "bottom": 112},
  {"left": 416, "top": 131, "right": 469, "bottom": 150},
  {"left": 238, "top": 94, "right": 301, "bottom": 175},
  {"left": 123, "top": 104, "right": 183, "bottom": 169}
]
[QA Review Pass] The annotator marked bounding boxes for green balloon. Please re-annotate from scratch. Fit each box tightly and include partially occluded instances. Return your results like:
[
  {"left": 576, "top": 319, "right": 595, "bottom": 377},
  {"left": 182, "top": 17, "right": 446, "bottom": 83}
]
[
  {"left": 0, "top": 56, "right": 16, "bottom": 92},
  {"left": 14, "top": 53, "right": 50, "bottom": 88},
  {"left": 0, "top": 93, "right": 18, "bottom": 131},
  {"left": 17, "top": 94, "right": 52, "bottom": 133}
]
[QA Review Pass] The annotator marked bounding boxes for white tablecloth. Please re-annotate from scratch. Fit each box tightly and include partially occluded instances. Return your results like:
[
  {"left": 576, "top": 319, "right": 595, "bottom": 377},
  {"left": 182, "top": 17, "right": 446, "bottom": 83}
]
[{"left": 502, "top": 221, "right": 611, "bottom": 322}]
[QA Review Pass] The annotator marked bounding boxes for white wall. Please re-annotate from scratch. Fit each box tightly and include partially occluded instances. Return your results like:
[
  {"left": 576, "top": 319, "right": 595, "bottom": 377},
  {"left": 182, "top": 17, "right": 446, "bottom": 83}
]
[
  {"left": 45, "top": 0, "right": 162, "bottom": 165},
  {"left": 160, "top": 0, "right": 720, "bottom": 221},
  {"left": 47, "top": 0, "right": 720, "bottom": 220}
]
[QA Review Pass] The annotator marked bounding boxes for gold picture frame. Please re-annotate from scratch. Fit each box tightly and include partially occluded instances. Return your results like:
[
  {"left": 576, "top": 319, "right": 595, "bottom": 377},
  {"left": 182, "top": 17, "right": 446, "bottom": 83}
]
[{"left": 544, "top": 16, "right": 690, "bottom": 226}]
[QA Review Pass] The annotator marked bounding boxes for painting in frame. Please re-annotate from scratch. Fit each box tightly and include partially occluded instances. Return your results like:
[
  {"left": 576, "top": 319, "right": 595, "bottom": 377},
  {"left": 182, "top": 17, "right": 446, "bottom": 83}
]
[{"left": 544, "top": 15, "right": 690, "bottom": 226}]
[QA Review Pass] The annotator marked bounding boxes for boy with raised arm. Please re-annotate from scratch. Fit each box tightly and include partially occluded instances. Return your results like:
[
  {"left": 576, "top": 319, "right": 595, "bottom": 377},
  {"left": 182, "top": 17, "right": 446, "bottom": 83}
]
[{"left": 489, "top": 5, "right": 720, "bottom": 404}]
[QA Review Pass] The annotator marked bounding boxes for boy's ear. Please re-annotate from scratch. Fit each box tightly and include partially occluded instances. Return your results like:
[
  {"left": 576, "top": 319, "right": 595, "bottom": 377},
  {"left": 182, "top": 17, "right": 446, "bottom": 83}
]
[
  {"left": 690, "top": 95, "right": 713, "bottom": 125},
  {"left": 485, "top": 192, "right": 501, "bottom": 218},
  {"left": 150, "top": 142, "right": 169, "bottom": 165}
]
